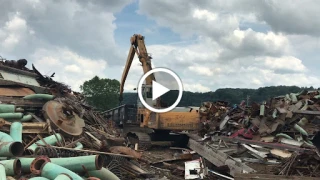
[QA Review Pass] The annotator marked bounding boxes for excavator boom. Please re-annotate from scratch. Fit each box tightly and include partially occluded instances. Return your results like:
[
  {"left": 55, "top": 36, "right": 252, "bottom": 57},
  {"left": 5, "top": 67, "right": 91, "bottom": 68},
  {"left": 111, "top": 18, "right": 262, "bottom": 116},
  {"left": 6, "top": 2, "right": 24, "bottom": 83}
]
[{"left": 119, "top": 34, "right": 155, "bottom": 101}]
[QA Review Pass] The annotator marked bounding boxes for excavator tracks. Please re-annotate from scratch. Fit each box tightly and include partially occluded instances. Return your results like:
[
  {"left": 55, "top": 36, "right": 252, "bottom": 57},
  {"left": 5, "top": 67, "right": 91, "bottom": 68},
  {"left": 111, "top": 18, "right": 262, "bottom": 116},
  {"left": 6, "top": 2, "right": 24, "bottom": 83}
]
[{"left": 126, "top": 132, "right": 152, "bottom": 150}]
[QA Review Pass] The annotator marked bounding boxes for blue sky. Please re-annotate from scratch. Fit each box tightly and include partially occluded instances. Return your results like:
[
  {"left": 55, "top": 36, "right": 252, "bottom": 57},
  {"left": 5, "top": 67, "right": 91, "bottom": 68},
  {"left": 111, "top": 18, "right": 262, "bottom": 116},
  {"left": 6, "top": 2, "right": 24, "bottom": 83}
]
[
  {"left": 1, "top": 0, "right": 320, "bottom": 92},
  {"left": 114, "top": 1, "right": 183, "bottom": 48}
]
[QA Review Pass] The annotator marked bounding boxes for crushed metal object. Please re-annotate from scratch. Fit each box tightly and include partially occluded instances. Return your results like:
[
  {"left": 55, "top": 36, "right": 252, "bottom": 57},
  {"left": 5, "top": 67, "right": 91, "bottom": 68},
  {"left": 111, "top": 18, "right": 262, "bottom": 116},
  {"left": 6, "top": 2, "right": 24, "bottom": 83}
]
[{"left": 43, "top": 100, "right": 85, "bottom": 136}]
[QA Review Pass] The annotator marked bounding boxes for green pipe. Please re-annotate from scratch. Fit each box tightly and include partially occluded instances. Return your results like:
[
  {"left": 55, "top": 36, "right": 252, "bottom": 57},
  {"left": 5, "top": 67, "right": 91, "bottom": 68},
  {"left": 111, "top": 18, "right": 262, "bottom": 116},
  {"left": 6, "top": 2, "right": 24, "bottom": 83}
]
[
  {"left": 0, "top": 113, "right": 23, "bottom": 120},
  {"left": 10, "top": 122, "right": 22, "bottom": 142},
  {"left": 290, "top": 93, "right": 298, "bottom": 103},
  {"left": 88, "top": 167, "right": 120, "bottom": 180},
  {"left": 0, "top": 159, "right": 21, "bottom": 176},
  {"left": 21, "top": 114, "right": 33, "bottom": 122},
  {"left": 294, "top": 124, "right": 308, "bottom": 136},
  {"left": 285, "top": 94, "right": 291, "bottom": 101},
  {"left": 23, "top": 94, "right": 54, "bottom": 100},
  {"left": 272, "top": 109, "right": 277, "bottom": 118},
  {"left": 19, "top": 158, "right": 35, "bottom": 173},
  {"left": 29, "top": 177, "right": 50, "bottom": 180},
  {"left": 314, "top": 94, "right": 320, "bottom": 99},
  {"left": 259, "top": 104, "right": 265, "bottom": 116},
  {"left": 276, "top": 133, "right": 293, "bottom": 139},
  {"left": 300, "top": 100, "right": 308, "bottom": 111},
  {"left": 50, "top": 155, "right": 103, "bottom": 173},
  {"left": 54, "top": 173, "right": 72, "bottom": 180},
  {"left": 304, "top": 140, "right": 314, "bottom": 146},
  {"left": 28, "top": 133, "right": 63, "bottom": 153},
  {"left": 41, "top": 162, "right": 83, "bottom": 180},
  {"left": 0, "top": 132, "right": 24, "bottom": 157},
  {"left": 0, "top": 164, "right": 6, "bottom": 179},
  {"left": 0, "top": 131, "right": 14, "bottom": 142},
  {"left": 74, "top": 142, "right": 83, "bottom": 150},
  {"left": 5, "top": 114, "right": 33, "bottom": 122},
  {"left": 0, "top": 142, "right": 24, "bottom": 157},
  {"left": 0, "top": 104, "right": 15, "bottom": 113}
]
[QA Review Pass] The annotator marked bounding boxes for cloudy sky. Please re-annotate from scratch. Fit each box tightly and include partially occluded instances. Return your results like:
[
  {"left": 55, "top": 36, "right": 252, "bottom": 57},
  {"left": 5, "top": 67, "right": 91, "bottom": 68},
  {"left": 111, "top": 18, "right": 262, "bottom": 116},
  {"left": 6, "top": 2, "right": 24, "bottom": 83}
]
[{"left": 1, "top": 0, "right": 319, "bottom": 92}]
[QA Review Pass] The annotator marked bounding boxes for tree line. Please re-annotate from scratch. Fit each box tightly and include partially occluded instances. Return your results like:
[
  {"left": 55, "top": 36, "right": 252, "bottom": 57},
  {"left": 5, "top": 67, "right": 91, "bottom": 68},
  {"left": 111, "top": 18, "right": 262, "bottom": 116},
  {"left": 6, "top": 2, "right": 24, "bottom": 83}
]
[{"left": 80, "top": 76, "right": 317, "bottom": 110}]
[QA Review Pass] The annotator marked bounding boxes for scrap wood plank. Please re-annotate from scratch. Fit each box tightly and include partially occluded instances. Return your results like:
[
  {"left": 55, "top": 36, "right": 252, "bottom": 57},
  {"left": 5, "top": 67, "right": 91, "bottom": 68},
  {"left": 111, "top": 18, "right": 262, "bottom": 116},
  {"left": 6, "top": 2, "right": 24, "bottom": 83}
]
[
  {"left": 187, "top": 135, "right": 255, "bottom": 176},
  {"left": 234, "top": 173, "right": 320, "bottom": 180}
]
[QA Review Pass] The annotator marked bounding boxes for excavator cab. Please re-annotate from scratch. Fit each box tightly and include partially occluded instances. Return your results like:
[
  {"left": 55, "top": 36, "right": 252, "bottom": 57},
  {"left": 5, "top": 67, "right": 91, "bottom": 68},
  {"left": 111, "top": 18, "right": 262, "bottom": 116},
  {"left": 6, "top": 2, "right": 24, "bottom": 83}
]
[{"left": 139, "top": 84, "right": 157, "bottom": 108}]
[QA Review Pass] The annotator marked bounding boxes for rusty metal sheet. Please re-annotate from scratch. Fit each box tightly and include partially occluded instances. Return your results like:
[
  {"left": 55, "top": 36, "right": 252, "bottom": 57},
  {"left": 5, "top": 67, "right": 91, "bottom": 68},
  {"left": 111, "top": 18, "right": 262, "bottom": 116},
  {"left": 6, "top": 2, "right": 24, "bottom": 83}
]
[
  {"left": 109, "top": 146, "right": 142, "bottom": 159},
  {"left": 0, "top": 87, "right": 35, "bottom": 96}
]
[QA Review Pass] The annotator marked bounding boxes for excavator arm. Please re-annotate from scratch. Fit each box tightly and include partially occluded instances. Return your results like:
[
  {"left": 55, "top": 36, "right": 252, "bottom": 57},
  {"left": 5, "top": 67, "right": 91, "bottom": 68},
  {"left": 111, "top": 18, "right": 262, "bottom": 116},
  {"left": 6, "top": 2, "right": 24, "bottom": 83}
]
[{"left": 119, "top": 34, "right": 155, "bottom": 102}]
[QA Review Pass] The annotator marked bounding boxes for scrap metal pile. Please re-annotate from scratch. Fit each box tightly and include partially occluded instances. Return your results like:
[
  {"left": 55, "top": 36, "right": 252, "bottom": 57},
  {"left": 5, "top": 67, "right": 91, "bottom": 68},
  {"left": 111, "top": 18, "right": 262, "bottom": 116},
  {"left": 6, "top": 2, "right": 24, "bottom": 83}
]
[
  {"left": 0, "top": 59, "right": 152, "bottom": 180},
  {"left": 195, "top": 91, "right": 320, "bottom": 179}
]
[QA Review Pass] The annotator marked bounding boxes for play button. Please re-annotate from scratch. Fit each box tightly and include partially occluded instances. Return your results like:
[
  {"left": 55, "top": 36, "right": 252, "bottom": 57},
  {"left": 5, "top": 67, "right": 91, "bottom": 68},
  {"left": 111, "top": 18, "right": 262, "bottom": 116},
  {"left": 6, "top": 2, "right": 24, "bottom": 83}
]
[
  {"left": 152, "top": 81, "right": 170, "bottom": 100},
  {"left": 138, "top": 68, "right": 183, "bottom": 113}
]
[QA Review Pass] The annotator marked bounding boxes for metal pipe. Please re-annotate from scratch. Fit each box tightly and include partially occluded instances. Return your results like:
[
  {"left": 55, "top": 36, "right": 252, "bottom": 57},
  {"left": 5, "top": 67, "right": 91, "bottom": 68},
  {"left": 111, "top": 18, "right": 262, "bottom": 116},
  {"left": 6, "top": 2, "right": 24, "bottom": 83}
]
[
  {"left": 0, "top": 131, "right": 14, "bottom": 142},
  {"left": 28, "top": 177, "right": 50, "bottom": 180},
  {"left": 21, "top": 114, "right": 33, "bottom": 122},
  {"left": 19, "top": 158, "right": 35, "bottom": 173},
  {"left": 50, "top": 155, "right": 103, "bottom": 172},
  {"left": 0, "top": 159, "right": 21, "bottom": 176},
  {"left": 259, "top": 104, "right": 265, "bottom": 116},
  {"left": 0, "top": 163, "right": 6, "bottom": 180},
  {"left": 10, "top": 122, "right": 23, "bottom": 142},
  {"left": 0, "top": 104, "right": 15, "bottom": 113},
  {"left": 294, "top": 124, "right": 308, "bottom": 136},
  {"left": 23, "top": 94, "right": 54, "bottom": 100},
  {"left": 290, "top": 93, "right": 298, "bottom": 103},
  {"left": 0, "top": 113, "right": 23, "bottom": 120},
  {"left": 276, "top": 133, "right": 293, "bottom": 139},
  {"left": 54, "top": 173, "right": 72, "bottom": 180},
  {"left": 40, "top": 162, "right": 83, "bottom": 180},
  {"left": 88, "top": 167, "right": 120, "bottom": 180},
  {"left": 74, "top": 142, "right": 83, "bottom": 150},
  {"left": 0, "top": 142, "right": 24, "bottom": 157},
  {"left": 208, "top": 169, "right": 234, "bottom": 180},
  {"left": 0, "top": 132, "right": 24, "bottom": 156},
  {"left": 28, "top": 133, "right": 63, "bottom": 153}
]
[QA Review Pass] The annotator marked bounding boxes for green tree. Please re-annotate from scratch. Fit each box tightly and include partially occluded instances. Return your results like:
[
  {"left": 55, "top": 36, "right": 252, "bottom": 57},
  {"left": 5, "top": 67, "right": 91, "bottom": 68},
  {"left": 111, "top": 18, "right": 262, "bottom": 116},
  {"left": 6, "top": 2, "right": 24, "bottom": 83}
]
[{"left": 80, "top": 76, "right": 120, "bottom": 111}]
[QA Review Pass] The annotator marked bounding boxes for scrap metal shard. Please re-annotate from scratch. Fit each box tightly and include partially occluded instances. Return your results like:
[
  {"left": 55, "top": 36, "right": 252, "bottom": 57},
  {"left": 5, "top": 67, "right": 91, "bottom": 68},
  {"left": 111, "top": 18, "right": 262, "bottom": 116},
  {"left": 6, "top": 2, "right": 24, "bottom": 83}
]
[
  {"left": 43, "top": 100, "right": 85, "bottom": 136},
  {"left": 187, "top": 135, "right": 255, "bottom": 176}
]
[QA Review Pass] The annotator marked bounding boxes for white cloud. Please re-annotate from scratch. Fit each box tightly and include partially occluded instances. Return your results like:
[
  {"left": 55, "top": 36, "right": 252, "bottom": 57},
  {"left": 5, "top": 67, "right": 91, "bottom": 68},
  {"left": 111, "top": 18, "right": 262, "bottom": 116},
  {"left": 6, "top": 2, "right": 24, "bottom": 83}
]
[
  {"left": 193, "top": 9, "right": 218, "bottom": 21},
  {"left": 64, "top": 64, "right": 81, "bottom": 73},
  {"left": 136, "top": 0, "right": 320, "bottom": 91},
  {"left": 183, "top": 83, "right": 211, "bottom": 92},
  {"left": 31, "top": 48, "right": 107, "bottom": 91},
  {"left": 264, "top": 56, "right": 307, "bottom": 73},
  {"left": 0, "top": 12, "right": 29, "bottom": 52},
  {"left": 0, "top": 0, "right": 131, "bottom": 92},
  {"left": 1, "top": 0, "right": 320, "bottom": 96}
]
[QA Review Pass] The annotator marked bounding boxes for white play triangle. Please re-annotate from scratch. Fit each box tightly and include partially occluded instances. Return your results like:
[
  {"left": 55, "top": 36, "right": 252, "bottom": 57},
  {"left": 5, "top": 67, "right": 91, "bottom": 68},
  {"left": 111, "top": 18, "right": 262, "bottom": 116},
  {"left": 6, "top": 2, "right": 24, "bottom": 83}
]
[{"left": 152, "top": 80, "right": 170, "bottom": 100}]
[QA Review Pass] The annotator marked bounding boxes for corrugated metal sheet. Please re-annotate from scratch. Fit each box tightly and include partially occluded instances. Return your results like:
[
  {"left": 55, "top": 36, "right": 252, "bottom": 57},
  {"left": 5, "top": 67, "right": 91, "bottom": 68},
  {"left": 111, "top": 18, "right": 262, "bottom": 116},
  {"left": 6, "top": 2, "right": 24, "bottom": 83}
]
[
  {"left": 0, "top": 70, "right": 40, "bottom": 86},
  {"left": 0, "top": 87, "right": 35, "bottom": 96}
]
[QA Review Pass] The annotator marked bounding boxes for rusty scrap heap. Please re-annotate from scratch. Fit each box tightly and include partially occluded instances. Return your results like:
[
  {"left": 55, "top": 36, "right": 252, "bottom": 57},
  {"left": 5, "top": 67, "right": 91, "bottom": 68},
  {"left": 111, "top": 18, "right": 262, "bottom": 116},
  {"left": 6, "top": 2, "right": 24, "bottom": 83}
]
[
  {"left": 0, "top": 59, "right": 147, "bottom": 179},
  {"left": 0, "top": 58, "right": 319, "bottom": 180},
  {"left": 193, "top": 92, "right": 320, "bottom": 179}
]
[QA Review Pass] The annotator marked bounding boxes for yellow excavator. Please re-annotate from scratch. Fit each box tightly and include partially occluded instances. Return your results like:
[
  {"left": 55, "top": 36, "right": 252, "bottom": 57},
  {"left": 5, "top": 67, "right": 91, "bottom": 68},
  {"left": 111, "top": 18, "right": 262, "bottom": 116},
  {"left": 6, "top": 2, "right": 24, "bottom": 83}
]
[{"left": 118, "top": 34, "right": 200, "bottom": 149}]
